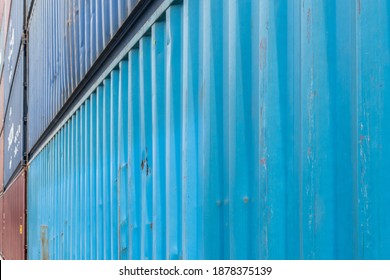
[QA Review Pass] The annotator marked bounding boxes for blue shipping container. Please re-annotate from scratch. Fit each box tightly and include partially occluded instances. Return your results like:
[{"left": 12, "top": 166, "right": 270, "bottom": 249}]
[
  {"left": 4, "top": 50, "right": 23, "bottom": 187},
  {"left": 28, "top": 0, "right": 390, "bottom": 259},
  {"left": 3, "top": 0, "right": 24, "bottom": 108},
  {"left": 27, "top": 0, "right": 140, "bottom": 151},
  {"left": 0, "top": 0, "right": 12, "bottom": 78}
]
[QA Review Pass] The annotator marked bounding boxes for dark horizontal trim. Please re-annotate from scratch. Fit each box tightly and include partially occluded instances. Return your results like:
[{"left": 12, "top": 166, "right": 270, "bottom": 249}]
[
  {"left": 28, "top": 0, "right": 166, "bottom": 159},
  {"left": 3, "top": 161, "right": 24, "bottom": 191}
]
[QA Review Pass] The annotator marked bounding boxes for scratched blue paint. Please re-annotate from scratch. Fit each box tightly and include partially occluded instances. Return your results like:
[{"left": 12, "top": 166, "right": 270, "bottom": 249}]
[{"left": 27, "top": 0, "right": 390, "bottom": 260}]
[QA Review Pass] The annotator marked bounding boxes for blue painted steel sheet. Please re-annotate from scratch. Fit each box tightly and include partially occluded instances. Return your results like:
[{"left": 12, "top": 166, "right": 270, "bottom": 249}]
[
  {"left": 27, "top": 0, "right": 140, "bottom": 151},
  {"left": 0, "top": 0, "right": 12, "bottom": 78},
  {"left": 3, "top": 0, "right": 23, "bottom": 108},
  {"left": 4, "top": 50, "right": 23, "bottom": 187},
  {"left": 27, "top": 0, "right": 390, "bottom": 260}
]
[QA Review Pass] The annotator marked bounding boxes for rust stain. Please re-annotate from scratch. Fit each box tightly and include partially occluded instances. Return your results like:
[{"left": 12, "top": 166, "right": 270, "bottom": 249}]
[
  {"left": 141, "top": 158, "right": 151, "bottom": 176},
  {"left": 40, "top": 225, "right": 49, "bottom": 260},
  {"left": 360, "top": 135, "right": 370, "bottom": 143},
  {"left": 358, "top": 0, "right": 361, "bottom": 15}
]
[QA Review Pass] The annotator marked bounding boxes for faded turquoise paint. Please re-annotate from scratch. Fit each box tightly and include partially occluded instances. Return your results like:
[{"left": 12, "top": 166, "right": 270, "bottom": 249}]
[
  {"left": 128, "top": 48, "right": 141, "bottom": 260},
  {"left": 27, "top": 0, "right": 390, "bottom": 260},
  {"left": 357, "top": 0, "right": 390, "bottom": 260},
  {"left": 118, "top": 60, "right": 129, "bottom": 260},
  {"left": 151, "top": 20, "right": 166, "bottom": 260}
]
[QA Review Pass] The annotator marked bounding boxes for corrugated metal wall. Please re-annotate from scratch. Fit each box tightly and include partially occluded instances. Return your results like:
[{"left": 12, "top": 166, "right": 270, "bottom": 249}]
[
  {"left": 0, "top": 0, "right": 12, "bottom": 75},
  {"left": 27, "top": 0, "right": 141, "bottom": 151},
  {"left": 3, "top": 0, "right": 23, "bottom": 108},
  {"left": 2, "top": 170, "right": 26, "bottom": 260},
  {"left": 27, "top": 0, "right": 390, "bottom": 260},
  {"left": 0, "top": 75, "right": 4, "bottom": 193},
  {"left": 0, "top": 76, "right": 4, "bottom": 134},
  {"left": 0, "top": 0, "right": 26, "bottom": 260},
  {"left": 4, "top": 49, "right": 24, "bottom": 187},
  {"left": 0, "top": 194, "right": 3, "bottom": 258},
  {"left": 0, "top": 134, "right": 4, "bottom": 193}
]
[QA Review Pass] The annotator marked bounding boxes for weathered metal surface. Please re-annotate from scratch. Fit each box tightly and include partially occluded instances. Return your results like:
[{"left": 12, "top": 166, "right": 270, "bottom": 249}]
[
  {"left": 4, "top": 50, "right": 23, "bottom": 187},
  {"left": 27, "top": 0, "right": 390, "bottom": 260},
  {"left": 40, "top": 225, "right": 49, "bottom": 260},
  {"left": 27, "top": 0, "right": 141, "bottom": 151},
  {"left": 0, "top": 133, "right": 4, "bottom": 193},
  {"left": 0, "top": 76, "right": 4, "bottom": 134},
  {"left": 0, "top": 195, "right": 3, "bottom": 257},
  {"left": 0, "top": 76, "right": 4, "bottom": 192},
  {"left": 3, "top": 0, "right": 23, "bottom": 107},
  {"left": 2, "top": 170, "right": 26, "bottom": 260},
  {"left": 0, "top": 0, "right": 12, "bottom": 77}
]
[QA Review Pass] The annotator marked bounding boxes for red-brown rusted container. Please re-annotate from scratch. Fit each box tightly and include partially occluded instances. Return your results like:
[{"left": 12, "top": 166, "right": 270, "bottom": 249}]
[
  {"left": 0, "top": 133, "right": 4, "bottom": 193},
  {"left": 0, "top": 194, "right": 4, "bottom": 258},
  {"left": 2, "top": 169, "right": 26, "bottom": 260},
  {"left": 0, "top": 75, "right": 4, "bottom": 193},
  {"left": 0, "top": 76, "right": 4, "bottom": 129}
]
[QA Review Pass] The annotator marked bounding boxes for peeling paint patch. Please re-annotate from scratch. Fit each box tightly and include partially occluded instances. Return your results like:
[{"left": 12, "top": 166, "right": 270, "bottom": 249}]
[
  {"left": 7, "top": 123, "right": 14, "bottom": 150},
  {"left": 358, "top": 0, "right": 361, "bottom": 15}
]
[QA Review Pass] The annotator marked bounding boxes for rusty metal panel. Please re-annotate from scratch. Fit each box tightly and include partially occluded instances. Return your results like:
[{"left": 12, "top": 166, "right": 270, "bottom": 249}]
[
  {"left": 0, "top": 76, "right": 4, "bottom": 192},
  {"left": 0, "top": 133, "right": 4, "bottom": 193},
  {"left": 2, "top": 170, "right": 26, "bottom": 260},
  {"left": 27, "top": 0, "right": 390, "bottom": 260},
  {"left": 40, "top": 225, "right": 49, "bottom": 260},
  {"left": 0, "top": 194, "right": 3, "bottom": 257},
  {"left": 0, "top": 76, "right": 4, "bottom": 132}
]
